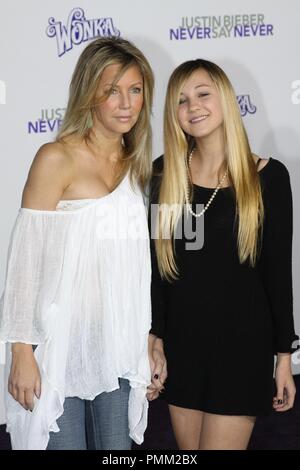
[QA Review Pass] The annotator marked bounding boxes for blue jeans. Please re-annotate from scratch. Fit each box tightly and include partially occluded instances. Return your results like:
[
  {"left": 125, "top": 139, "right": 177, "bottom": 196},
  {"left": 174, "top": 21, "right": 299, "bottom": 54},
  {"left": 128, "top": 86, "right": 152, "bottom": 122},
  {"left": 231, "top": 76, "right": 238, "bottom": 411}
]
[{"left": 47, "top": 378, "right": 132, "bottom": 450}]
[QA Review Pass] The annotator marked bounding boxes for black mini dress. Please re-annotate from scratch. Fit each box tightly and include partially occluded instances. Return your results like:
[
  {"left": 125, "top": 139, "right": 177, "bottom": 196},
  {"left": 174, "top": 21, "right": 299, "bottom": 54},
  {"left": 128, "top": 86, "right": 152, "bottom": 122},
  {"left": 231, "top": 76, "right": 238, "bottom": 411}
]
[{"left": 149, "top": 156, "right": 299, "bottom": 416}]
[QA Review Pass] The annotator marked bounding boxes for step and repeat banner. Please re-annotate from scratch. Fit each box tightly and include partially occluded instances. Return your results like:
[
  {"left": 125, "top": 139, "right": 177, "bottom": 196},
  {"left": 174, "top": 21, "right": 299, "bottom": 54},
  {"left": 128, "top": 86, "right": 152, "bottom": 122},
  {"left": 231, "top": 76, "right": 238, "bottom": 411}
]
[{"left": 0, "top": 0, "right": 300, "bottom": 424}]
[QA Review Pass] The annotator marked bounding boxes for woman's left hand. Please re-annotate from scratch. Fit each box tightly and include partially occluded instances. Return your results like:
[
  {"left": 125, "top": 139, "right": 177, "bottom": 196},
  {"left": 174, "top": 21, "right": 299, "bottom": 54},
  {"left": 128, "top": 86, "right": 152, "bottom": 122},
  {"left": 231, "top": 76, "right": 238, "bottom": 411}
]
[
  {"left": 146, "top": 334, "right": 167, "bottom": 401},
  {"left": 273, "top": 353, "right": 296, "bottom": 412}
]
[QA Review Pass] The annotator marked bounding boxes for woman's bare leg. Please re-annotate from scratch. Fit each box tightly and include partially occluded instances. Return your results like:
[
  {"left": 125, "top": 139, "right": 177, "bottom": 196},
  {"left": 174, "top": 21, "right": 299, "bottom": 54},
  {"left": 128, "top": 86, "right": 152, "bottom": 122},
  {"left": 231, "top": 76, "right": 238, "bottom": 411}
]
[
  {"left": 199, "top": 413, "right": 256, "bottom": 450},
  {"left": 168, "top": 404, "right": 204, "bottom": 450}
]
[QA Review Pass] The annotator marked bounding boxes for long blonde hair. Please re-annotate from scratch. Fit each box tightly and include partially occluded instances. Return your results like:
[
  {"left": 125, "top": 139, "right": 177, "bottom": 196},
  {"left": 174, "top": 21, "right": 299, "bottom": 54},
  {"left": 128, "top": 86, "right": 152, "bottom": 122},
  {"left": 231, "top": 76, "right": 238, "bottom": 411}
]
[
  {"left": 57, "top": 37, "right": 154, "bottom": 191},
  {"left": 156, "top": 59, "right": 264, "bottom": 280}
]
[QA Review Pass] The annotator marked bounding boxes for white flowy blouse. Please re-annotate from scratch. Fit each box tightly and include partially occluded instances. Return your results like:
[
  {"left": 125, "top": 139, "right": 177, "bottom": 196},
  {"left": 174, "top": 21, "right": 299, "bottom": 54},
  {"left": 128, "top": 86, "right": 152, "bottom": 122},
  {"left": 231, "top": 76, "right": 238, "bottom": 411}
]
[{"left": 0, "top": 173, "right": 152, "bottom": 450}]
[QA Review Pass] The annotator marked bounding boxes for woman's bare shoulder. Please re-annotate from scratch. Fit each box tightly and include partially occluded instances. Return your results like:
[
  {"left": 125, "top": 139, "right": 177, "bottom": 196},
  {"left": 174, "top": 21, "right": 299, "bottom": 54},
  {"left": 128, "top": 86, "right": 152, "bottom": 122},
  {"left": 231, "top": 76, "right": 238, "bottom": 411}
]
[
  {"left": 31, "top": 141, "right": 73, "bottom": 170},
  {"left": 22, "top": 142, "right": 74, "bottom": 210}
]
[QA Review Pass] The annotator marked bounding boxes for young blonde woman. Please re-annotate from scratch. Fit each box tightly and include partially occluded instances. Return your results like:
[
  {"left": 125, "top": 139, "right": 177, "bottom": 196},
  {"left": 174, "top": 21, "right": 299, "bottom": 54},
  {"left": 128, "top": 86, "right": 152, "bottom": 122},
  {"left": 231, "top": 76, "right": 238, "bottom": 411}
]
[
  {"left": 0, "top": 37, "right": 154, "bottom": 450},
  {"left": 148, "top": 59, "right": 299, "bottom": 450}
]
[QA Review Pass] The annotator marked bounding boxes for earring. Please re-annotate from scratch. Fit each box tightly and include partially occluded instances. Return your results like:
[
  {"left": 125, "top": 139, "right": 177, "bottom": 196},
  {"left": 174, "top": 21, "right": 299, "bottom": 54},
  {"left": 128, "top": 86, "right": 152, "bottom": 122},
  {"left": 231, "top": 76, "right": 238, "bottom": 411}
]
[{"left": 87, "top": 110, "right": 93, "bottom": 128}]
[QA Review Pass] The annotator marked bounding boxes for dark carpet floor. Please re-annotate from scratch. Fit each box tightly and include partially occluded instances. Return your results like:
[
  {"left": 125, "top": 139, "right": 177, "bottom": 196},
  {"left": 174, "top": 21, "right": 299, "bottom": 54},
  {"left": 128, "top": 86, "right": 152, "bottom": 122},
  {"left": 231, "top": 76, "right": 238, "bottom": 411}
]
[{"left": 1, "top": 375, "right": 299, "bottom": 450}]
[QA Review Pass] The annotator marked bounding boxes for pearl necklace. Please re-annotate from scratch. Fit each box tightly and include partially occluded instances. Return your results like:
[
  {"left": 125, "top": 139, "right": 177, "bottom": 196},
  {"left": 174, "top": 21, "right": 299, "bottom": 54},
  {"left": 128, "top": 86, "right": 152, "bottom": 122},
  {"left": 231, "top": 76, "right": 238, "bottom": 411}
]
[{"left": 187, "top": 149, "right": 228, "bottom": 218}]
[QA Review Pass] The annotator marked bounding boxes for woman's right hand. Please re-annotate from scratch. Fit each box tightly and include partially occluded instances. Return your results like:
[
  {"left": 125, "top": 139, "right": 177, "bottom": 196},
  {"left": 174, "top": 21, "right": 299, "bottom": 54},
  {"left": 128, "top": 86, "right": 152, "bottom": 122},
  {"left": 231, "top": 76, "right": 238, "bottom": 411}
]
[{"left": 8, "top": 343, "right": 41, "bottom": 411}]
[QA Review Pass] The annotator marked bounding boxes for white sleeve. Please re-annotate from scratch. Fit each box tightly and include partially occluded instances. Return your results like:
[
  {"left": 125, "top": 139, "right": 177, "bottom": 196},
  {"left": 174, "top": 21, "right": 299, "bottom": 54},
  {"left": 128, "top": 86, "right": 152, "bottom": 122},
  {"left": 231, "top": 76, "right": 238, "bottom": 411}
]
[{"left": 0, "top": 209, "right": 72, "bottom": 344}]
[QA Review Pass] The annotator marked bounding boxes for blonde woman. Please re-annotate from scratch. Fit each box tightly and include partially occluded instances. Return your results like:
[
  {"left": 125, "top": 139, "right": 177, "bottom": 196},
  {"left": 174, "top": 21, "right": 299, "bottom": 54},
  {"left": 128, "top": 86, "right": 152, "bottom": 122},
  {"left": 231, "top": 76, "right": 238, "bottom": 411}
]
[
  {"left": 0, "top": 37, "right": 154, "bottom": 450},
  {"left": 148, "top": 59, "right": 299, "bottom": 450}
]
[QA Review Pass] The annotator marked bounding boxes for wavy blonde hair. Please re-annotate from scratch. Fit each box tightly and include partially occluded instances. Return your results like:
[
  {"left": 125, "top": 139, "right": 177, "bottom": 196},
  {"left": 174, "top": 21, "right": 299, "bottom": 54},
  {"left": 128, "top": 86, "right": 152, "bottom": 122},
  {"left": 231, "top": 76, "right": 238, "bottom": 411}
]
[
  {"left": 57, "top": 37, "right": 154, "bottom": 190},
  {"left": 156, "top": 59, "right": 264, "bottom": 280}
]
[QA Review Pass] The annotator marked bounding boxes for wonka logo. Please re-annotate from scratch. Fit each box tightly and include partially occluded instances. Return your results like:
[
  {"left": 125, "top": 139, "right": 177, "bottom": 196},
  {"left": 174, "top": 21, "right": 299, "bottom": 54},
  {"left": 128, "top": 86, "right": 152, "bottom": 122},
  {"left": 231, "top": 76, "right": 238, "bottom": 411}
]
[
  {"left": 237, "top": 95, "right": 257, "bottom": 116},
  {"left": 46, "top": 7, "right": 120, "bottom": 57}
]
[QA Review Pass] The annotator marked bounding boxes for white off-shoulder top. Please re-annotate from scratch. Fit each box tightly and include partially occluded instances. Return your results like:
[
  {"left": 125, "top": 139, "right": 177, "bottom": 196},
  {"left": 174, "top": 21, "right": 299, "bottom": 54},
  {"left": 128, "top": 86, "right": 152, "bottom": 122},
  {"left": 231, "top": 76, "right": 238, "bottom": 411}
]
[{"left": 0, "top": 173, "right": 152, "bottom": 449}]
